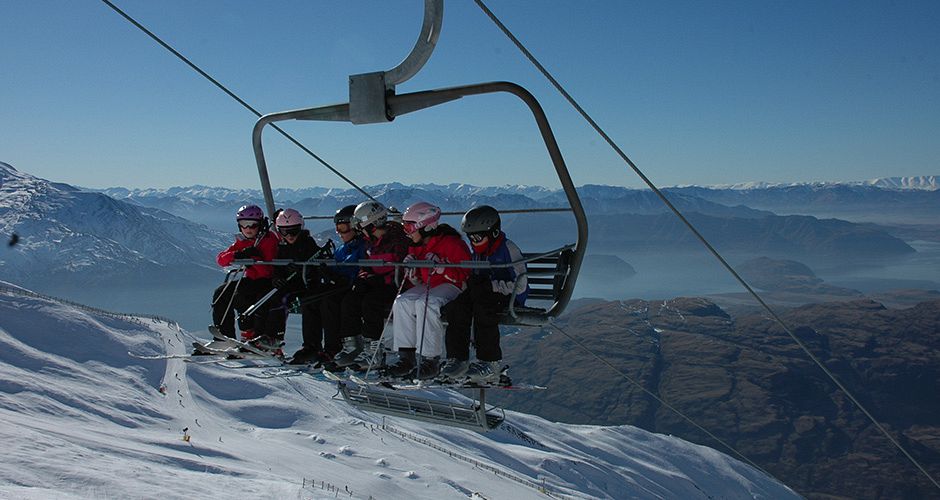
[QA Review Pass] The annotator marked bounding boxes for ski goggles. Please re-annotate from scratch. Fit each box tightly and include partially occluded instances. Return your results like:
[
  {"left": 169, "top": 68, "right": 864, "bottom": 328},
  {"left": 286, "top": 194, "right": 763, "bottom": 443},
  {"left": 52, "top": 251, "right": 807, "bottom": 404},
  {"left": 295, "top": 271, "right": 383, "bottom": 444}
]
[
  {"left": 402, "top": 221, "right": 419, "bottom": 236},
  {"left": 278, "top": 225, "right": 302, "bottom": 237},
  {"left": 238, "top": 220, "right": 261, "bottom": 229},
  {"left": 467, "top": 232, "right": 488, "bottom": 243}
]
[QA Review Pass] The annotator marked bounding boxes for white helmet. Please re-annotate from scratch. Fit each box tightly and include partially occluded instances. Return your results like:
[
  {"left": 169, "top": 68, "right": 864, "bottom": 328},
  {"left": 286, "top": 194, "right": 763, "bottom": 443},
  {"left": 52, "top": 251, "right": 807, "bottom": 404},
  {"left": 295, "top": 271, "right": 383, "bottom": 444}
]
[{"left": 353, "top": 200, "right": 388, "bottom": 229}]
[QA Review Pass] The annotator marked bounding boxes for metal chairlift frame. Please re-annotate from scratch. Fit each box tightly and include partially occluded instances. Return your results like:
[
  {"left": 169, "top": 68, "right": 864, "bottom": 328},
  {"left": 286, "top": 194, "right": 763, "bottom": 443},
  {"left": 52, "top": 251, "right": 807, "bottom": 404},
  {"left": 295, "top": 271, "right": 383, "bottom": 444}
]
[
  {"left": 249, "top": 0, "right": 587, "bottom": 431},
  {"left": 252, "top": 87, "right": 588, "bottom": 324}
]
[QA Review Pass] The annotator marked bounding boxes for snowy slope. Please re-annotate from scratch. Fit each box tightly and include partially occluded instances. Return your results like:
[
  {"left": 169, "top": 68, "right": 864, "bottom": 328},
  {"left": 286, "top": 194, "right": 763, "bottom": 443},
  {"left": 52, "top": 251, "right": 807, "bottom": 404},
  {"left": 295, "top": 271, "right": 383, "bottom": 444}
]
[
  {"left": 0, "top": 162, "right": 227, "bottom": 284},
  {"left": 0, "top": 283, "right": 797, "bottom": 499}
]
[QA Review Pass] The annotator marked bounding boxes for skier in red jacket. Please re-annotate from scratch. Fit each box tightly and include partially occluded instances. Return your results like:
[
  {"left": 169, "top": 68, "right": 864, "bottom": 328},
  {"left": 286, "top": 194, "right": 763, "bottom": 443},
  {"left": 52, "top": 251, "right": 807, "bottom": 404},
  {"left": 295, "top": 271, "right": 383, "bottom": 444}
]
[
  {"left": 385, "top": 201, "right": 470, "bottom": 379},
  {"left": 210, "top": 204, "right": 279, "bottom": 340}
]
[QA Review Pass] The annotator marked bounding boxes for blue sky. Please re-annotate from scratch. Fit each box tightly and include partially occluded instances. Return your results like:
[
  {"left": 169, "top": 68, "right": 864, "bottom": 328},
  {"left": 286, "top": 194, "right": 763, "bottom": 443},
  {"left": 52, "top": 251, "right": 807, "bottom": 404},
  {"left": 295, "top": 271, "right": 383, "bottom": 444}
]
[{"left": 2, "top": 1, "right": 938, "bottom": 190}]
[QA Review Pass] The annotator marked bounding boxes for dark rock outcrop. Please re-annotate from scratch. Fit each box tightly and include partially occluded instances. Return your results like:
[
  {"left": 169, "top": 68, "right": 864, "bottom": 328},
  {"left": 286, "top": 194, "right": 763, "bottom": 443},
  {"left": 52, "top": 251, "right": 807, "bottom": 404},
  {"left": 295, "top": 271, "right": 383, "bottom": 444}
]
[
  {"left": 738, "top": 256, "right": 862, "bottom": 296},
  {"left": 495, "top": 298, "right": 940, "bottom": 499}
]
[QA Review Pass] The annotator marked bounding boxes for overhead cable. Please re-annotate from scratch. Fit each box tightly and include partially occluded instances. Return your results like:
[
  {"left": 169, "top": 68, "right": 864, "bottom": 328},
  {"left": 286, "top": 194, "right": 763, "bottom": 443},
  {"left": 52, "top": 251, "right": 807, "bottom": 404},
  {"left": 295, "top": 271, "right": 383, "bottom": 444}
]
[
  {"left": 99, "top": 0, "right": 377, "bottom": 203},
  {"left": 474, "top": 0, "right": 939, "bottom": 490}
]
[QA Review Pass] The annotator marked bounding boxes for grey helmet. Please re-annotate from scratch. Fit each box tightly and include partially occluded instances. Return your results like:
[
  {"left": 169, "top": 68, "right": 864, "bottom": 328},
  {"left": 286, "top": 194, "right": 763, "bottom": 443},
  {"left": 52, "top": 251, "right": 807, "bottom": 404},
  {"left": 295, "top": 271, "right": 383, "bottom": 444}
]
[
  {"left": 353, "top": 200, "right": 388, "bottom": 229},
  {"left": 461, "top": 205, "right": 501, "bottom": 235}
]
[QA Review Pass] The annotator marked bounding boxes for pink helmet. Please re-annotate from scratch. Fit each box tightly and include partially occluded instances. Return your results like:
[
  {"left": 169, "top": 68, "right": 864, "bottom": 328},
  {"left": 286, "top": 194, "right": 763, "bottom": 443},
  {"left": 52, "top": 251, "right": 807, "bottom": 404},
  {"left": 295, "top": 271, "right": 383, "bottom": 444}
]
[
  {"left": 236, "top": 204, "right": 265, "bottom": 221},
  {"left": 276, "top": 208, "right": 304, "bottom": 229},
  {"left": 402, "top": 201, "right": 441, "bottom": 235}
]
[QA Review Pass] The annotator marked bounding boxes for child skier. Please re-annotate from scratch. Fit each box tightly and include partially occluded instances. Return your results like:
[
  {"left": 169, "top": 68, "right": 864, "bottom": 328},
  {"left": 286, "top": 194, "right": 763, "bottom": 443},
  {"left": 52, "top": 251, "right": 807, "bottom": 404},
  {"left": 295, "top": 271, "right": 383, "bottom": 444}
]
[
  {"left": 210, "top": 204, "right": 279, "bottom": 341},
  {"left": 440, "top": 205, "right": 528, "bottom": 384},
  {"left": 262, "top": 208, "right": 322, "bottom": 356},
  {"left": 386, "top": 201, "right": 471, "bottom": 380},
  {"left": 329, "top": 201, "right": 409, "bottom": 372},
  {"left": 290, "top": 205, "right": 366, "bottom": 365}
]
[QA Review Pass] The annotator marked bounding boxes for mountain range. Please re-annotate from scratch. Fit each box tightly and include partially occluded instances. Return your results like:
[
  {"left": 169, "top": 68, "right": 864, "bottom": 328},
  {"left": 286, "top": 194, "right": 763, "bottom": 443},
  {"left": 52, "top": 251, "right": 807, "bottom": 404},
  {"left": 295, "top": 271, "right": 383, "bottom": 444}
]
[
  {"left": 3, "top": 160, "right": 930, "bottom": 304},
  {"left": 667, "top": 183, "right": 940, "bottom": 225},
  {"left": 94, "top": 175, "right": 925, "bottom": 263},
  {"left": 0, "top": 162, "right": 227, "bottom": 286}
]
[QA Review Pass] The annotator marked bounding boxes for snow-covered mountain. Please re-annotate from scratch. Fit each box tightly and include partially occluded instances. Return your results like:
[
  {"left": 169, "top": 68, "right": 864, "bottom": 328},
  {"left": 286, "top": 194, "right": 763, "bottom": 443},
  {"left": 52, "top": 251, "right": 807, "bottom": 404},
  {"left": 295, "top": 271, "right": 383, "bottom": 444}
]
[
  {"left": 0, "top": 282, "right": 797, "bottom": 499},
  {"left": 96, "top": 182, "right": 769, "bottom": 232},
  {"left": 861, "top": 175, "right": 940, "bottom": 191},
  {"left": 0, "top": 162, "right": 228, "bottom": 285},
  {"left": 677, "top": 175, "right": 940, "bottom": 191},
  {"left": 97, "top": 174, "right": 939, "bottom": 232}
]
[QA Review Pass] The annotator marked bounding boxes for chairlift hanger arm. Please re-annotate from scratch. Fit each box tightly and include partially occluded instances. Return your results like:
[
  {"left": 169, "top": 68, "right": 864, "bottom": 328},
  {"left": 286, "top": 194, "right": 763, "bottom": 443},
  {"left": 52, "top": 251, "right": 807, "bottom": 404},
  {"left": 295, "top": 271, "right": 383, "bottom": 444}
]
[{"left": 384, "top": 0, "right": 443, "bottom": 87}]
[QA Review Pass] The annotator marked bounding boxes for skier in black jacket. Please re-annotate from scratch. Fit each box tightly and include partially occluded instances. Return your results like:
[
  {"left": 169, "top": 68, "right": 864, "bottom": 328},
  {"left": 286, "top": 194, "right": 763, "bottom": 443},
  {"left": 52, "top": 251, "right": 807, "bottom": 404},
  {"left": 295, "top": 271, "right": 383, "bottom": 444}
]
[{"left": 259, "top": 208, "right": 322, "bottom": 355}]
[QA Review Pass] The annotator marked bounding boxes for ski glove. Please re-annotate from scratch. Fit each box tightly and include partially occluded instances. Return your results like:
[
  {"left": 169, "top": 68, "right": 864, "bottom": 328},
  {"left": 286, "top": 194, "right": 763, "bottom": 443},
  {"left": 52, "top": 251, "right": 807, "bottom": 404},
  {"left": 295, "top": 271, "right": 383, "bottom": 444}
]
[
  {"left": 233, "top": 246, "right": 261, "bottom": 260},
  {"left": 425, "top": 252, "right": 447, "bottom": 275},
  {"left": 492, "top": 279, "right": 515, "bottom": 295},
  {"left": 402, "top": 254, "right": 418, "bottom": 284}
]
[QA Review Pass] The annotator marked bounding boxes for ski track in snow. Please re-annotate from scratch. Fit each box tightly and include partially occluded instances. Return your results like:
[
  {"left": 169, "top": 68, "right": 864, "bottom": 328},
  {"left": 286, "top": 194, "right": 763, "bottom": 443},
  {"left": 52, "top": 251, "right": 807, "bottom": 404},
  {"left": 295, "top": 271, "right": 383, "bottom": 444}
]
[{"left": 0, "top": 283, "right": 799, "bottom": 499}]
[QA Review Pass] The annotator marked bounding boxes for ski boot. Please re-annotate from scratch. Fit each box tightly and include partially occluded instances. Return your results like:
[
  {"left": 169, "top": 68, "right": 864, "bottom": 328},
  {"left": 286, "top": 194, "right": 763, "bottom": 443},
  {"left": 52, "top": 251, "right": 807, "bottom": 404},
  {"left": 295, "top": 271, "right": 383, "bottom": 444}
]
[
  {"left": 465, "top": 360, "right": 502, "bottom": 385},
  {"left": 288, "top": 346, "right": 318, "bottom": 365},
  {"left": 384, "top": 349, "right": 416, "bottom": 379},
  {"left": 437, "top": 358, "right": 469, "bottom": 383},
  {"left": 350, "top": 339, "right": 387, "bottom": 372},
  {"left": 329, "top": 335, "right": 364, "bottom": 370},
  {"left": 249, "top": 335, "right": 284, "bottom": 357},
  {"left": 413, "top": 356, "right": 441, "bottom": 380}
]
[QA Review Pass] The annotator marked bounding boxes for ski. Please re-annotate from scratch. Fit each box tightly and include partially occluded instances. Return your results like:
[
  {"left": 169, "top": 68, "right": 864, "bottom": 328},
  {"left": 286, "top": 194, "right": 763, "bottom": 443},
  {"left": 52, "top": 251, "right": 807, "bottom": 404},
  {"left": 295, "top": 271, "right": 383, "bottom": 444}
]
[
  {"left": 129, "top": 351, "right": 208, "bottom": 360},
  {"left": 245, "top": 365, "right": 328, "bottom": 379},
  {"left": 203, "top": 326, "right": 284, "bottom": 359},
  {"left": 339, "top": 372, "right": 545, "bottom": 391}
]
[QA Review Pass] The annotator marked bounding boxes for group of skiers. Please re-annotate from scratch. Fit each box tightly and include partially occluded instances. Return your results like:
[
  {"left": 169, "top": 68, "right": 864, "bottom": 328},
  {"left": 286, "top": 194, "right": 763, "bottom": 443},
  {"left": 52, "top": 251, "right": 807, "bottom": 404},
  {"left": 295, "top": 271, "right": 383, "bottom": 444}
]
[{"left": 208, "top": 200, "right": 528, "bottom": 384}]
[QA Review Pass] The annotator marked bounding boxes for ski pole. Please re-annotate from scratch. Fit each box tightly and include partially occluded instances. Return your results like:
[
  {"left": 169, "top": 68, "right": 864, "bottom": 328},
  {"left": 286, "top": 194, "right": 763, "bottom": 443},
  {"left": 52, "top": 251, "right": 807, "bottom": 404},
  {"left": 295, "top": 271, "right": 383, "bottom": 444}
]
[
  {"left": 414, "top": 274, "right": 433, "bottom": 381},
  {"left": 219, "top": 271, "right": 244, "bottom": 336},
  {"left": 362, "top": 276, "right": 408, "bottom": 381},
  {"left": 239, "top": 281, "right": 285, "bottom": 320},
  {"left": 211, "top": 268, "right": 240, "bottom": 307}
]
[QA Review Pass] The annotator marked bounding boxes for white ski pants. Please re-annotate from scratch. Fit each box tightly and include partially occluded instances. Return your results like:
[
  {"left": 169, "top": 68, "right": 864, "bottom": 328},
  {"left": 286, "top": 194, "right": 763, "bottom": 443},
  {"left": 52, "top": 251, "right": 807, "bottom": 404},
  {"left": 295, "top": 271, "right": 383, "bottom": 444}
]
[{"left": 391, "top": 283, "right": 461, "bottom": 358}]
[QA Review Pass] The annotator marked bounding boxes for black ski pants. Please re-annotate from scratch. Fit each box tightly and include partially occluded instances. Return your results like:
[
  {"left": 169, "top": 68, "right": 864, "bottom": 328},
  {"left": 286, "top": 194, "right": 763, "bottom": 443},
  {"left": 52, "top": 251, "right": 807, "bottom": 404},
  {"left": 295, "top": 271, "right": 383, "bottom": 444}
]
[
  {"left": 211, "top": 277, "right": 272, "bottom": 339},
  {"left": 264, "top": 288, "right": 323, "bottom": 344},
  {"left": 444, "top": 283, "right": 509, "bottom": 362},
  {"left": 339, "top": 277, "right": 397, "bottom": 341},
  {"left": 293, "top": 282, "right": 348, "bottom": 354},
  {"left": 319, "top": 290, "right": 345, "bottom": 355}
]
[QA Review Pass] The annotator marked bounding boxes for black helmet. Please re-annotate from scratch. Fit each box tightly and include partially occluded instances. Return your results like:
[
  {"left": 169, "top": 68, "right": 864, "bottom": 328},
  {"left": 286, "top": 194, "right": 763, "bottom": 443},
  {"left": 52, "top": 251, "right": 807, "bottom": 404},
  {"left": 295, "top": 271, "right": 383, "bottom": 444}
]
[
  {"left": 334, "top": 204, "right": 356, "bottom": 225},
  {"left": 461, "top": 205, "right": 501, "bottom": 235}
]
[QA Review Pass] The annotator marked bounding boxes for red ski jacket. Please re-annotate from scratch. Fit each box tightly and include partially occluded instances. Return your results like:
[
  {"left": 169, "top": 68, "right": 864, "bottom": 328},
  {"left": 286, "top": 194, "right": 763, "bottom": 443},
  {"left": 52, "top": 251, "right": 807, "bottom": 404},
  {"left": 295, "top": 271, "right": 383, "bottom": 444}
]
[
  {"left": 360, "top": 222, "right": 410, "bottom": 286},
  {"left": 407, "top": 224, "right": 471, "bottom": 289},
  {"left": 216, "top": 230, "right": 279, "bottom": 280}
]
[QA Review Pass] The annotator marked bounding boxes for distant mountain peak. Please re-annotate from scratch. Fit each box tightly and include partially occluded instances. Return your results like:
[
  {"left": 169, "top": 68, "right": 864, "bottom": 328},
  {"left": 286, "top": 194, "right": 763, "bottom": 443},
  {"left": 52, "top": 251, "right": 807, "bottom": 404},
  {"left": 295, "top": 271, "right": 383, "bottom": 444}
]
[
  {"left": 672, "top": 175, "right": 940, "bottom": 191},
  {"left": 861, "top": 175, "right": 940, "bottom": 190}
]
